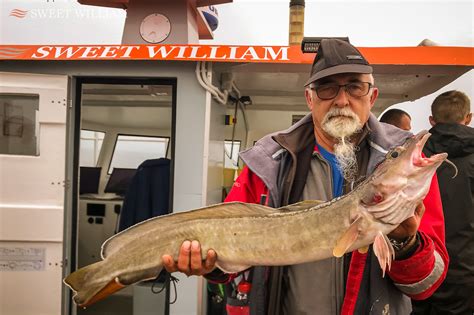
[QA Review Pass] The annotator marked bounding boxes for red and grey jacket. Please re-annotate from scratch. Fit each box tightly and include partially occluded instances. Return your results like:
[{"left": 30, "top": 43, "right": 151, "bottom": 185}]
[{"left": 210, "top": 113, "right": 448, "bottom": 315}]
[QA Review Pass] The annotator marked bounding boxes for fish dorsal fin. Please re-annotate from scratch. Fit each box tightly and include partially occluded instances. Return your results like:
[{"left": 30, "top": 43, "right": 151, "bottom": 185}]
[
  {"left": 101, "top": 202, "right": 279, "bottom": 259},
  {"left": 333, "top": 215, "right": 362, "bottom": 257},
  {"left": 278, "top": 200, "right": 325, "bottom": 212}
]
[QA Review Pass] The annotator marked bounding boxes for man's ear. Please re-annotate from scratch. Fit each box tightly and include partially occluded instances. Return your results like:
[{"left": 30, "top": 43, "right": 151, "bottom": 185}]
[
  {"left": 429, "top": 116, "right": 436, "bottom": 127},
  {"left": 305, "top": 89, "right": 314, "bottom": 111},
  {"left": 369, "top": 87, "right": 379, "bottom": 109}
]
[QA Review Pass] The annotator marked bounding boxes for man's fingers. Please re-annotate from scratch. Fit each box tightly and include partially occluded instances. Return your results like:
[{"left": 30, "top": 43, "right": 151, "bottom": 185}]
[
  {"left": 162, "top": 254, "right": 178, "bottom": 273},
  {"left": 203, "top": 249, "right": 217, "bottom": 273},
  {"left": 162, "top": 240, "right": 215, "bottom": 276},
  {"left": 177, "top": 240, "right": 192, "bottom": 274},
  {"left": 415, "top": 203, "right": 426, "bottom": 218},
  {"left": 190, "top": 241, "right": 203, "bottom": 274}
]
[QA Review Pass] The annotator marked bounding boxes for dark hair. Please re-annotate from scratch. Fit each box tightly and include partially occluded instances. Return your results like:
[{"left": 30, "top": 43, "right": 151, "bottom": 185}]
[
  {"left": 379, "top": 109, "right": 411, "bottom": 126},
  {"left": 431, "top": 90, "right": 470, "bottom": 123}
]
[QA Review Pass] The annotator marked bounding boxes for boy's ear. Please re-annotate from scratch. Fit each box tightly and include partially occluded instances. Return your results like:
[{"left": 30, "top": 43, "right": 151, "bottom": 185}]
[
  {"left": 464, "top": 113, "right": 472, "bottom": 125},
  {"left": 429, "top": 116, "right": 436, "bottom": 127}
]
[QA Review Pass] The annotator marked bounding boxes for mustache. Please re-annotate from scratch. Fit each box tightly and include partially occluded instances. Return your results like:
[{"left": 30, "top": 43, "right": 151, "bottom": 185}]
[{"left": 324, "top": 108, "right": 359, "bottom": 121}]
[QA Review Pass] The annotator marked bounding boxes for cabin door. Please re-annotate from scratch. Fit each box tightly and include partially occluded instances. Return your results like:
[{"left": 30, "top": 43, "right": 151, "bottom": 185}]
[{"left": 0, "top": 72, "right": 68, "bottom": 315}]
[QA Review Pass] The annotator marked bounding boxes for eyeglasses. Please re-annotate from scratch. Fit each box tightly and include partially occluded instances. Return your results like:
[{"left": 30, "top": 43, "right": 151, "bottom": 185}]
[{"left": 310, "top": 82, "right": 373, "bottom": 100}]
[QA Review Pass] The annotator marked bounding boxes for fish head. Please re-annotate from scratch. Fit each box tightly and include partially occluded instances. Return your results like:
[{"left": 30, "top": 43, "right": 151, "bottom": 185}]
[{"left": 362, "top": 130, "right": 447, "bottom": 223}]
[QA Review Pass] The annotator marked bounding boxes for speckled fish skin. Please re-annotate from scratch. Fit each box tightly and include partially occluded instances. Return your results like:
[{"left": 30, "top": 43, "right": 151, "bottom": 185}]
[{"left": 64, "top": 130, "right": 447, "bottom": 307}]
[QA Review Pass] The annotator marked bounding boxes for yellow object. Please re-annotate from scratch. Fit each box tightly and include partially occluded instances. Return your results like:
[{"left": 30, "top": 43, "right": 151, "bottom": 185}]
[{"left": 223, "top": 168, "right": 236, "bottom": 187}]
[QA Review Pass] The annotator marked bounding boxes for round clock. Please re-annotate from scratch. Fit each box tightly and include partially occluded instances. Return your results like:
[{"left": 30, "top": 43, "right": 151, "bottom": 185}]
[{"left": 140, "top": 13, "right": 171, "bottom": 44}]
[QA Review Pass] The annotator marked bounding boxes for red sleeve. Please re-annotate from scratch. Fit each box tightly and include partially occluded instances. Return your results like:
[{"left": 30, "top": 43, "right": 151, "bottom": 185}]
[
  {"left": 387, "top": 173, "right": 449, "bottom": 300},
  {"left": 224, "top": 166, "right": 269, "bottom": 204}
]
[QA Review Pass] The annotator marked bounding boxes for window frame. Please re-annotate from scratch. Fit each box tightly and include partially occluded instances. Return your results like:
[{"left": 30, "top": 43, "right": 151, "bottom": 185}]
[
  {"left": 107, "top": 133, "right": 170, "bottom": 174},
  {"left": 0, "top": 93, "right": 40, "bottom": 156},
  {"left": 79, "top": 128, "right": 105, "bottom": 167},
  {"left": 224, "top": 139, "right": 242, "bottom": 169}
]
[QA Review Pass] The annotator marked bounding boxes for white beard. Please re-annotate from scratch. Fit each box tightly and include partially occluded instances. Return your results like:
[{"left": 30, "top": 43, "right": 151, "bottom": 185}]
[{"left": 321, "top": 107, "right": 363, "bottom": 182}]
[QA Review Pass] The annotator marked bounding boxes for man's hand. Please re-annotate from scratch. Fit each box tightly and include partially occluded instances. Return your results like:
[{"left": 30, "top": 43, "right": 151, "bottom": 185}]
[
  {"left": 162, "top": 240, "right": 217, "bottom": 276},
  {"left": 388, "top": 202, "right": 425, "bottom": 241}
]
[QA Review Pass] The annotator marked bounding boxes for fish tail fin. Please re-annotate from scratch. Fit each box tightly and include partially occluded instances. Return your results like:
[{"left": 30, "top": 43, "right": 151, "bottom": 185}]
[
  {"left": 373, "top": 231, "right": 395, "bottom": 277},
  {"left": 64, "top": 261, "right": 125, "bottom": 308}
]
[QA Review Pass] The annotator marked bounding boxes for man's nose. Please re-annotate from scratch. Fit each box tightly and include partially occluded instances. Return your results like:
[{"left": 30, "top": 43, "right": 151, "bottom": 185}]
[{"left": 333, "top": 86, "right": 350, "bottom": 107}]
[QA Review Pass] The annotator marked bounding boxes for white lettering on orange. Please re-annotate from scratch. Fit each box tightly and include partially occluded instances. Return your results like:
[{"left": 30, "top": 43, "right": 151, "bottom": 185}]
[
  {"left": 120, "top": 46, "right": 140, "bottom": 58},
  {"left": 208, "top": 46, "right": 227, "bottom": 59},
  {"left": 32, "top": 46, "right": 53, "bottom": 59},
  {"left": 228, "top": 47, "right": 238, "bottom": 60},
  {"left": 263, "top": 47, "right": 289, "bottom": 61},
  {"left": 80, "top": 46, "right": 100, "bottom": 58},
  {"left": 147, "top": 46, "right": 177, "bottom": 58},
  {"left": 189, "top": 46, "right": 208, "bottom": 59},
  {"left": 174, "top": 46, "right": 188, "bottom": 58},
  {"left": 239, "top": 47, "right": 260, "bottom": 60},
  {"left": 99, "top": 46, "right": 119, "bottom": 58},
  {"left": 54, "top": 46, "right": 83, "bottom": 58}
]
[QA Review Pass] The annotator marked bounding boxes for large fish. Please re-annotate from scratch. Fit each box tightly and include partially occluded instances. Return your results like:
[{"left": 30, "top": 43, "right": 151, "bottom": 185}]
[{"left": 65, "top": 130, "right": 450, "bottom": 307}]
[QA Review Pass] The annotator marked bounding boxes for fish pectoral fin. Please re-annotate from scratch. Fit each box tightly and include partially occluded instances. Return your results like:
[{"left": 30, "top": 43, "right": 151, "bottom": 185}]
[
  {"left": 373, "top": 232, "right": 395, "bottom": 277},
  {"left": 333, "top": 215, "right": 362, "bottom": 257},
  {"left": 278, "top": 200, "right": 325, "bottom": 212},
  {"left": 215, "top": 261, "right": 251, "bottom": 273}
]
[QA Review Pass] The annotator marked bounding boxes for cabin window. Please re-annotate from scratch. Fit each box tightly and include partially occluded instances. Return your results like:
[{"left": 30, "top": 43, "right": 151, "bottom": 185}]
[
  {"left": 224, "top": 140, "right": 241, "bottom": 169},
  {"left": 0, "top": 94, "right": 39, "bottom": 156},
  {"left": 108, "top": 135, "right": 169, "bottom": 173},
  {"left": 79, "top": 130, "right": 105, "bottom": 167}
]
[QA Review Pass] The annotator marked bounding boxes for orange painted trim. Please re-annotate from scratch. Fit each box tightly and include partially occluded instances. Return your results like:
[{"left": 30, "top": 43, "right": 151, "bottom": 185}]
[
  {"left": 359, "top": 46, "right": 474, "bottom": 66},
  {"left": 0, "top": 45, "right": 472, "bottom": 66}
]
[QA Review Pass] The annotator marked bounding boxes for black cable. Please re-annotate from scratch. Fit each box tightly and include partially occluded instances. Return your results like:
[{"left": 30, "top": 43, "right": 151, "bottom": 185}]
[{"left": 150, "top": 273, "right": 180, "bottom": 304}]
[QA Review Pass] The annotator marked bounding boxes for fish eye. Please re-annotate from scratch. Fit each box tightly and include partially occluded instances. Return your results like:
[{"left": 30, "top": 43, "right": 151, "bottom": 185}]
[{"left": 387, "top": 146, "right": 405, "bottom": 159}]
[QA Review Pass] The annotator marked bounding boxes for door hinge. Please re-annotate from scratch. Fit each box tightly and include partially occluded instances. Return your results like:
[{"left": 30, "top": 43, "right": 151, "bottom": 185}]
[{"left": 63, "top": 179, "right": 72, "bottom": 189}]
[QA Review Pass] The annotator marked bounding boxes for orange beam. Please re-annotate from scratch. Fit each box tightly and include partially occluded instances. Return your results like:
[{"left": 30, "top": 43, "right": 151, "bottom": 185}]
[{"left": 0, "top": 45, "right": 472, "bottom": 66}]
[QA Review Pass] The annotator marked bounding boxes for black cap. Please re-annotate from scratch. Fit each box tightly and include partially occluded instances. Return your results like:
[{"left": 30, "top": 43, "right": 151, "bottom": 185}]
[{"left": 304, "top": 39, "right": 373, "bottom": 86}]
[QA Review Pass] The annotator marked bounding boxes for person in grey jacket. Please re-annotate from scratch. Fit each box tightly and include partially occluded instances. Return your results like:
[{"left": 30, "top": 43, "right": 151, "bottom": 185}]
[
  {"left": 413, "top": 90, "right": 474, "bottom": 315},
  {"left": 162, "top": 39, "right": 448, "bottom": 315}
]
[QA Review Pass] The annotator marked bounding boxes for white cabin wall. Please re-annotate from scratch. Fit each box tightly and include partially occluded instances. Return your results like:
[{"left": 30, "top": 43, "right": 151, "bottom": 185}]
[
  {"left": 0, "top": 60, "right": 211, "bottom": 315},
  {"left": 0, "top": 72, "right": 68, "bottom": 315}
]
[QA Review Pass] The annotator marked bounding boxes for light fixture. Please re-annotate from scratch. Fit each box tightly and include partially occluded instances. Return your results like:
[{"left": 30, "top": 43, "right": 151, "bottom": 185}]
[{"left": 301, "top": 37, "right": 350, "bottom": 53}]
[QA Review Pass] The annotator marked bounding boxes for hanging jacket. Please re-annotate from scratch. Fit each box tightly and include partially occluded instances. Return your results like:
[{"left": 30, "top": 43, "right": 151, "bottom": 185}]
[
  {"left": 209, "top": 114, "right": 448, "bottom": 315},
  {"left": 118, "top": 158, "right": 171, "bottom": 232}
]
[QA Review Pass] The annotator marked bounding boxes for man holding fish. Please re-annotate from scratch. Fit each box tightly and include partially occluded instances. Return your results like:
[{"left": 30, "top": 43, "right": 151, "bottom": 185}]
[{"left": 163, "top": 39, "right": 449, "bottom": 314}]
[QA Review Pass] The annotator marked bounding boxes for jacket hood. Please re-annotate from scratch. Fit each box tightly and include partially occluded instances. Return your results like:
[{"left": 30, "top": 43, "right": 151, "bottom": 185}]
[{"left": 425, "top": 123, "right": 474, "bottom": 158}]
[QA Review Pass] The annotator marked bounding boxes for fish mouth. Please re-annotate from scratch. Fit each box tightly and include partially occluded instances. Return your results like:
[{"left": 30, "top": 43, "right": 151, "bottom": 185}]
[{"left": 412, "top": 132, "right": 447, "bottom": 167}]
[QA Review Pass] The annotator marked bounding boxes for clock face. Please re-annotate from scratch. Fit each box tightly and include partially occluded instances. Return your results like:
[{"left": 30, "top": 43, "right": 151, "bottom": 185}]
[{"left": 140, "top": 13, "right": 171, "bottom": 44}]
